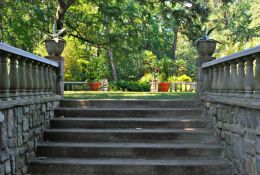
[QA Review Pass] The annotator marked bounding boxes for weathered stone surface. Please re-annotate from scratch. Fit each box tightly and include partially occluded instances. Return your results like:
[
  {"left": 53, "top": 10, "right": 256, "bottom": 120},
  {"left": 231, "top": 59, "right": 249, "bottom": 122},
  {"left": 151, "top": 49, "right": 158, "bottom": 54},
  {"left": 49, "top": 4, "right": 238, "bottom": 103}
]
[
  {"left": 205, "top": 101, "right": 260, "bottom": 175},
  {"left": 0, "top": 111, "right": 4, "bottom": 122},
  {"left": 7, "top": 109, "right": 14, "bottom": 138},
  {"left": 0, "top": 99, "right": 59, "bottom": 175}
]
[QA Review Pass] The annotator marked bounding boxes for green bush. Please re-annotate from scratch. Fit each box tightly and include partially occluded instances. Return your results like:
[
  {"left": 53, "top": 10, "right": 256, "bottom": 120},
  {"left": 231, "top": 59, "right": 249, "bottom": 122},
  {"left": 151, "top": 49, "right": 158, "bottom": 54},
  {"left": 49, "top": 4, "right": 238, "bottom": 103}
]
[
  {"left": 110, "top": 80, "right": 150, "bottom": 92},
  {"left": 176, "top": 74, "right": 192, "bottom": 82},
  {"left": 139, "top": 73, "right": 153, "bottom": 83}
]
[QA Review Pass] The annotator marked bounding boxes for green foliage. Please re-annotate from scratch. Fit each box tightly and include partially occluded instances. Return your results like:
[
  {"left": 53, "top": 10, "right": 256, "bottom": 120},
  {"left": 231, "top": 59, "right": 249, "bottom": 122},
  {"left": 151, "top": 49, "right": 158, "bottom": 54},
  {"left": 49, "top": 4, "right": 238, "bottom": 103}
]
[
  {"left": 139, "top": 73, "right": 153, "bottom": 83},
  {"left": 110, "top": 81, "right": 150, "bottom": 92},
  {"left": 176, "top": 74, "right": 192, "bottom": 82}
]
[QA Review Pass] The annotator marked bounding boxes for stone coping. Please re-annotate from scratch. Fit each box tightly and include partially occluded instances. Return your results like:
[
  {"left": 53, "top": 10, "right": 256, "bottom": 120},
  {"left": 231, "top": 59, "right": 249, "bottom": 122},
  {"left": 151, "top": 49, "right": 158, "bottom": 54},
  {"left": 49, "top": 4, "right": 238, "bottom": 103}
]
[
  {"left": 202, "top": 45, "right": 260, "bottom": 68},
  {"left": 0, "top": 95, "right": 61, "bottom": 109},
  {"left": 0, "top": 42, "right": 59, "bottom": 67},
  {"left": 202, "top": 95, "right": 260, "bottom": 110}
]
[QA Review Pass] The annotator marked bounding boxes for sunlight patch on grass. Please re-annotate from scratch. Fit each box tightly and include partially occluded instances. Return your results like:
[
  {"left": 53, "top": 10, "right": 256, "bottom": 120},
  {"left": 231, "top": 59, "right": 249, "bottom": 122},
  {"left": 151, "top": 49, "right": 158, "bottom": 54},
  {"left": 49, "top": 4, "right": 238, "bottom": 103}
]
[{"left": 64, "top": 91, "right": 196, "bottom": 99}]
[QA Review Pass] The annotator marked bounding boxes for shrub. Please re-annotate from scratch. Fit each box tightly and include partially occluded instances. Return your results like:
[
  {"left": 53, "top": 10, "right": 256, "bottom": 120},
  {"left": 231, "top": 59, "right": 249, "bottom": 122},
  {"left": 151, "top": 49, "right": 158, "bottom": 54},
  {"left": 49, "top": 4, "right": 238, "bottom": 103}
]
[
  {"left": 110, "top": 80, "right": 150, "bottom": 92},
  {"left": 176, "top": 74, "right": 192, "bottom": 82},
  {"left": 139, "top": 73, "right": 153, "bottom": 83}
]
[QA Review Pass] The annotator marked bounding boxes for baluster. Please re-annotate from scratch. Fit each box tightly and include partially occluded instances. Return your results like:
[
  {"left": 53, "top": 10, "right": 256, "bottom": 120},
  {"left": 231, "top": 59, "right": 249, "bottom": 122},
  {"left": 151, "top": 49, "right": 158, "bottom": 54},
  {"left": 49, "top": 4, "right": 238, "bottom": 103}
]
[
  {"left": 202, "top": 68, "right": 208, "bottom": 93},
  {"left": 185, "top": 83, "right": 187, "bottom": 92},
  {"left": 44, "top": 65, "right": 49, "bottom": 95},
  {"left": 25, "top": 60, "right": 33, "bottom": 97},
  {"left": 237, "top": 60, "right": 245, "bottom": 95},
  {"left": 230, "top": 61, "right": 238, "bottom": 96},
  {"left": 254, "top": 53, "right": 260, "bottom": 98},
  {"left": 52, "top": 68, "right": 57, "bottom": 94},
  {"left": 217, "top": 65, "right": 224, "bottom": 94},
  {"left": 212, "top": 66, "right": 218, "bottom": 94},
  {"left": 38, "top": 64, "right": 44, "bottom": 96},
  {"left": 223, "top": 63, "right": 230, "bottom": 95},
  {"left": 0, "top": 52, "right": 10, "bottom": 100},
  {"left": 9, "top": 55, "right": 19, "bottom": 99},
  {"left": 18, "top": 58, "right": 26, "bottom": 98},
  {"left": 208, "top": 68, "right": 213, "bottom": 92},
  {"left": 31, "top": 61, "right": 37, "bottom": 97},
  {"left": 48, "top": 66, "right": 53, "bottom": 94},
  {"left": 244, "top": 57, "right": 254, "bottom": 97},
  {"left": 35, "top": 63, "right": 40, "bottom": 96}
]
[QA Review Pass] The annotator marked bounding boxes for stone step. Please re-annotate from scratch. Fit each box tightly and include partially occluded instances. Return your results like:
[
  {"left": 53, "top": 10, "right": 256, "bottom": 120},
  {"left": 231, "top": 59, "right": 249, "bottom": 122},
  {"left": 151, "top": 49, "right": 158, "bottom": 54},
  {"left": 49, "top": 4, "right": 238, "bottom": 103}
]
[
  {"left": 30, "top": 158, "right": 232, "bottom": 175},
  {"left": 61, "top": 99, "right": 200, "bottom": 108},
  {"left": 43, "top": 128, "right": 218, "bottom": 143},
  {"left": 37, "top": 142, "right": 223, "bottom": 159},
  {"left": 55, "top": 108, "right": 203, "bottom": 118},
  {"left": 50, "top": 117, "right": 208, "bottom": 129}
]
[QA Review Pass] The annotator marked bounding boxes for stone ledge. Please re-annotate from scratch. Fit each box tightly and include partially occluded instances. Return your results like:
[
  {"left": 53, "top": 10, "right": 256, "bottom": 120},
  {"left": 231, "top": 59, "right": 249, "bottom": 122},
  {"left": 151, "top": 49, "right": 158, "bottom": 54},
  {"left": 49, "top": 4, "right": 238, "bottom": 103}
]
[
  {"left": 202, "top": 95, "right": 260, "bottom": 110},
  {"left": 0, "top": 95, "right": 61, "bottom": 109}
]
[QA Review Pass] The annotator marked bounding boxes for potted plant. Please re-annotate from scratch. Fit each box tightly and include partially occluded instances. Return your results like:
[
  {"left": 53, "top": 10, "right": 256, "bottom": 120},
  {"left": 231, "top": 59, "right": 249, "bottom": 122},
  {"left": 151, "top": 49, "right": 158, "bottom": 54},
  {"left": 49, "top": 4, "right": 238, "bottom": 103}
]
[
  {"left": 158, "top": 73, "right": 171, "bottom": 92},
  {"left": 44, "top": 22, "right": 66, "bottom": 56},
  {"left": 195, "top": 27, "right": 222, "bottom": 58}
]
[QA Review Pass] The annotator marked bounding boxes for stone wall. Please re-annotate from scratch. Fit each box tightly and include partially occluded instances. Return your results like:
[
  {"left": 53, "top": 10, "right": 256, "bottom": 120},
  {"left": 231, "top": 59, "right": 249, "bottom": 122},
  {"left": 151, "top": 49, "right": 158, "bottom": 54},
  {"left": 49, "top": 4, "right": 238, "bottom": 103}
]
[
  {"left": 0, "top": 97, "right": 60, "bottom": 175},
  {"left": 204, "top": 98, "right": 260, "bottom": 175}
]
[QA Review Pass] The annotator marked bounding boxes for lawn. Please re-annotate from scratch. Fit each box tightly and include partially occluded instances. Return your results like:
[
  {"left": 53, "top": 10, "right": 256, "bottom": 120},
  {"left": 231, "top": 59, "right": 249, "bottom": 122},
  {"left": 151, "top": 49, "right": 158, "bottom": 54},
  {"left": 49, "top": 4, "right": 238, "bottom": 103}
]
[{"left": 64, "top": 91, "right": 196, "bottom": 99}]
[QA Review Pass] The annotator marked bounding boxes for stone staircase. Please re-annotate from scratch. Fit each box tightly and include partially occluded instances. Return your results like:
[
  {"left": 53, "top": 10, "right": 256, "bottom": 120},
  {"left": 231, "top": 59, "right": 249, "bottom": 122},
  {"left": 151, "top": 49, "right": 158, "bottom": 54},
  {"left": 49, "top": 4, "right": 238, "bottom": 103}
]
[{"left": 30, "top": 99, "right": 232, "bottom": 175}]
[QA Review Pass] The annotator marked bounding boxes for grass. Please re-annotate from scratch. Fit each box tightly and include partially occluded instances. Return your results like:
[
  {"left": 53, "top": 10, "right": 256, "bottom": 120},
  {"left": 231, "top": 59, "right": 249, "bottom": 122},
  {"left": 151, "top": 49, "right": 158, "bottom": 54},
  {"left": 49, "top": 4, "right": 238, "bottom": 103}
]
[{"left": 64, "top": 91, "right": 196, "bottom": 100}]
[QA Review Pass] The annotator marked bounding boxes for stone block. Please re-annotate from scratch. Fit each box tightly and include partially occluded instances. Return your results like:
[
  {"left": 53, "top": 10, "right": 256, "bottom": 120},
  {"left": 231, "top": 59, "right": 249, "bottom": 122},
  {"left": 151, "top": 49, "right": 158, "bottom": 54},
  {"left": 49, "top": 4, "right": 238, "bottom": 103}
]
[
  {"left": 245, "top": 129, "right": 256, "bottom": 141},
  {"left": 233, "top": 134, "right": 244, "bottom": 159},
  {"left": 216, "top": 108, "right": 223, "bottom": 121},
  {"left": 244, "top": 139, "right": 256, "bottom": 155},
  {"left": 217, "top": 121, "right": 223, "bottom": 129},
  {"left": 22, "top": 118, "right": 29, "bottom": 132},
  {"left": 41, "top": 104, "right": 47, "bottom": 112},
  {"left": 0, "top": 111, "right": 4, "bottom": 123},
  {"left": 17, "top": 125, "right": 23, "bottom": 146},
  {"left": 225, "top": 144, "right": 234, "bottom": 160},
  {"left": 23, "top": 106, "right": 30, "bottom": 115},
  {"left": 7, "top": 109, "right": 14, "bottom": 138},
  {"left": 30, "top": 104, "right": 36, "bottom": 111},
  {"left": 239, "top": 109, "right": 247, "bottom": 128},
  {"left": 8, "top": 138, "right": 16, "bottom": 148},
  {"left": 15, "top": 107, "right": 23, "bottom": 124},
  {"left": 32, "top": 112, "right": 39, "bottom": 127},
  {"left": 256, "top": 137, "right": 260, "bottom": 154},
  {"left": 224, "top": 131, "right": 233, "bottom": 145},
  {"left": 245, "top": 154, "right": 256, "bottom": 175},
  {"left": 47, "top": 102, "right": 52, "bottom": 110},
  {"left": 256, "top": 156, "right": 260, "bottom": 175},
  {"left": 4, "top": 160, "right": 11, "bottom": 174}
]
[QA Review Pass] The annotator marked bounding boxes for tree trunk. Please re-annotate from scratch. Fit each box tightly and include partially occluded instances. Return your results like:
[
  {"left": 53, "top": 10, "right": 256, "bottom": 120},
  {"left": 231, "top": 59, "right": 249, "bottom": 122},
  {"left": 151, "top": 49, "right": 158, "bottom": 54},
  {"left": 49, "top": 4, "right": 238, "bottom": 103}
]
[
  {"left": 105, "top": 15, "right": 117, "bottom": 81},
  {"left": 172, "top": 27, "right": 179, "bottom": 60},
  {"left": 56, "top": 0, "right": 76, "bottom": 30}
]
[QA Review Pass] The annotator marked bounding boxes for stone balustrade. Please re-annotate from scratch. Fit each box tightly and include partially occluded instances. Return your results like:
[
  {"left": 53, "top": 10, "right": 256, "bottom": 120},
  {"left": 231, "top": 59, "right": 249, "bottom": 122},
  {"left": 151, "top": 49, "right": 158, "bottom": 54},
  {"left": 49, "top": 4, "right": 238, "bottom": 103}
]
[
  {"left": 0, "top": 42, "right": 59, "bottom": 101},
  {"left": 201, "top": 45, "right": 260, "bottom": 98}
]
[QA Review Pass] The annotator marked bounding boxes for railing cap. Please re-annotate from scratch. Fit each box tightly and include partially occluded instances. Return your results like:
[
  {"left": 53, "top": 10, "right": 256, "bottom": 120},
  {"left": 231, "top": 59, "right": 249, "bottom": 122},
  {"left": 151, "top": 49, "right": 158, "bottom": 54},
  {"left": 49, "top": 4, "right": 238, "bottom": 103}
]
[
  {"left": 202, "top": 45, "right": 260, "bottom": 68},
  {"left": 0, "top": 42, "right": 59, "bottom": 67}
]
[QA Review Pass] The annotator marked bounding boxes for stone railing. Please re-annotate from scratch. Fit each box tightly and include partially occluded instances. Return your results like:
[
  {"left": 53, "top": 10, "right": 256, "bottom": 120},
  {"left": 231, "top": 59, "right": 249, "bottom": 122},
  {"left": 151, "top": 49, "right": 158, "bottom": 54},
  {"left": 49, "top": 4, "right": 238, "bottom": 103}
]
[
  {"left": 0, "top": 42, "right": 61, "bottom": 103},
  {"left": 200, "top": 45, "right": 260, "bottom": 175},
  {"left": 172, "top": 82, "right": 197, "bottom": 92},
  {"left": 201, "top": 45, "right": 260, "bottom": 98},
  {"left": 0, "top": 42, "right": 62, "bottom": 175}
]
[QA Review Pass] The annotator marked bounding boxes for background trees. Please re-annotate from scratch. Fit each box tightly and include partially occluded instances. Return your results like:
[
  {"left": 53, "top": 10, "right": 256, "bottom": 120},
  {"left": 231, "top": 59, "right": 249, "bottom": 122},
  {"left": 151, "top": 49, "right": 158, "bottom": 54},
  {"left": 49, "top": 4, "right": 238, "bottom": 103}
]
[{"left": 1, "top": 0, "right": 259, "bottom": 83}]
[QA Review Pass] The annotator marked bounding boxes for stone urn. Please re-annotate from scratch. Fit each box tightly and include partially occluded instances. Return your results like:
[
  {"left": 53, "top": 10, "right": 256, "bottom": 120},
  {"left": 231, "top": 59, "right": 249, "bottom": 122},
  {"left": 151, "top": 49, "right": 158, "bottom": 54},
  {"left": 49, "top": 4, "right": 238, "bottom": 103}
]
[
  {"left": 45, "top": 39, "right": 66, "bottom": 56},
  {"left": 196, "top": 40, "right": 217, "bottom": 57}
]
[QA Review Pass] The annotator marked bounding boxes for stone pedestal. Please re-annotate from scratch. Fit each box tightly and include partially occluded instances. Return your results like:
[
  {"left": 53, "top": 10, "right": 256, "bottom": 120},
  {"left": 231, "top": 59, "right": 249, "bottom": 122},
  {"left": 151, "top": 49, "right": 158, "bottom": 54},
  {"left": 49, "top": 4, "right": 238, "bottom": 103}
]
[
  {"left": 196, "top": 56, "right": 215, "bottom": 98},
  {"left": 45, "top": 56, "right": 64, "bottom": 98}
]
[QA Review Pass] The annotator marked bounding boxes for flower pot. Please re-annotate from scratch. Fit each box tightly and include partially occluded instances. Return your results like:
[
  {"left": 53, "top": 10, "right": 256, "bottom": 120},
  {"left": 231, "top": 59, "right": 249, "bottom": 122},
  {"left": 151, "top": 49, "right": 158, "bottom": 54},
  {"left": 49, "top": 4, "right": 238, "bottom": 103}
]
[
  {"left": 159, "top": 82, "right": 171, "bottom": 92},
  {"left": 88, "top": 82, "right": 101, "bottom": 91},
  {"left": 45, "top": 39, "right": 66, "bottom": 56},
  {"left": 196, "top": 40, "right": 216, "bottom": 57}
]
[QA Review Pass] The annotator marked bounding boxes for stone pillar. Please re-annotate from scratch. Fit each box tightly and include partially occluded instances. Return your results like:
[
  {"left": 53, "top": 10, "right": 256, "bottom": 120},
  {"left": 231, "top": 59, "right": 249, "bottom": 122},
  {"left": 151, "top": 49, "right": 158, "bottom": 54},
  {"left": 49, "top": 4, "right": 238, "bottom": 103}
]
[
  {"left": 45, "top": 56, "right": 64, "bottom": 98},
  {"left": 223, "top": 63, "right": 230, "bottom": 95},
  {"left": 18, "top": 58, "right": 26, "bottom": 98},
  {"left": 244, "top": 57, "right": 254, "bottom": 97},
  {"left": 9, "top": 56, "right": 19, "bottom": 99},
  {"left": 237, "top": 60, "right": 245, "bottom": 95},
  {"left": 230, "top": 61, "right": 238, "bottom": 96},
  {"left": 196, "top": 56, "right": 215, "bottom": 98},
  {"left": 0, "top": 52, "right": 10, "bottom": 100},
  {"left": 254, "top": 53, "right": 260, "bottom": 98}
]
